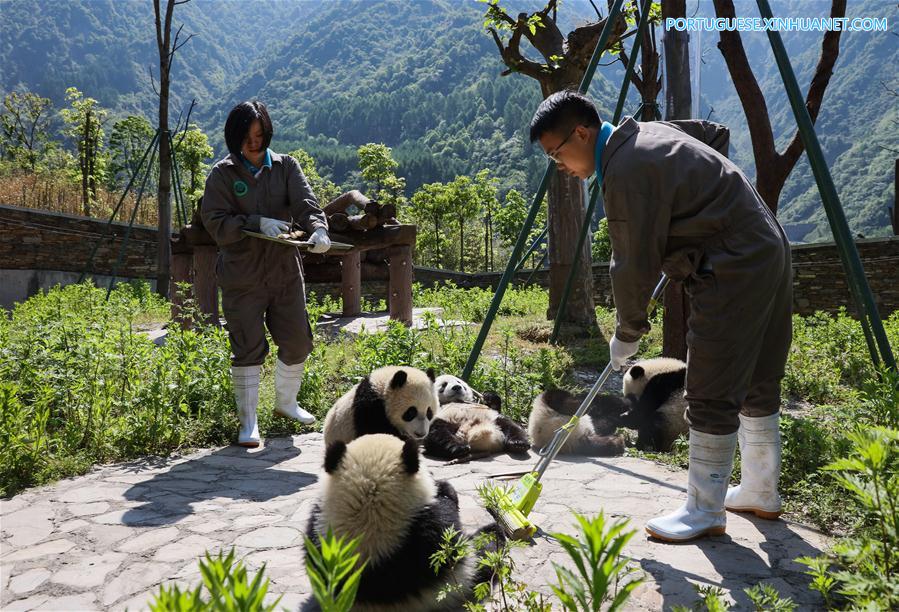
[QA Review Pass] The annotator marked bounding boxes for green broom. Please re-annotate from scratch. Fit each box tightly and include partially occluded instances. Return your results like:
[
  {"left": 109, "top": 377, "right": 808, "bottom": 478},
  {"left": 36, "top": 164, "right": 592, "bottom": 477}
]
[{"left": 494, "top": 274, "right": 671, "bottom": 540}]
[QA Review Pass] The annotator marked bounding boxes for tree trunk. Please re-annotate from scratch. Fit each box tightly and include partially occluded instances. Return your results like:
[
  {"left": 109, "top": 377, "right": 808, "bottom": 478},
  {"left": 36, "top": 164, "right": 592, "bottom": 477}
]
[
  {"left": 484, "top": 211, "right": 490, "bottom": 272},
  {"left": 81, "top": 109, "right": 90, "bottom": 216},
  {"left": 488, "top": 212, "right": 494, "bottom": 271},
  {"left": 459, "top": 218, "right": 464, "bottom": 273},
  {"left": 893, "top": 159, "right": 898, "bottom": 236},
  {"left": 87, "top": 123, "right": 98, "bottom": 211},
  {"left": 661, "top": 0, "right": 691, "bottom": 362},
  {"left": 639, "top": 23, "right": 662, "bottom": 120},
  {"left": 434, "top": 216, "right": 440, "bottom": 267},
  {"left": 663, "top": 0, "right": 691, "bottom": 121},
  {"left": 154, "top": 0, "right": 179, "bottom": 300},
  {"left": 547, "top": 170, "right": 595, "bottom": 325}
]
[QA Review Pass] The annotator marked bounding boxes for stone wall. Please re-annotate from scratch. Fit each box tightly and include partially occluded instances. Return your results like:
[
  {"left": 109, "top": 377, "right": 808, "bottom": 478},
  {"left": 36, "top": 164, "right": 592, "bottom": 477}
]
[
  {"left": 0, "top": 204, "right": 158, "bottom": 307},
  {"left": 0, "top": 204, "right": 158, "bottom": 276},
  {"left": 790, "top": 237, "right": 899, "bottom": 316},
  {"left": 3, "top": 204, "right": 898, "bottom": 317},
  {"left": 416, "top": 237, "right": 899, "bottom": 317}
]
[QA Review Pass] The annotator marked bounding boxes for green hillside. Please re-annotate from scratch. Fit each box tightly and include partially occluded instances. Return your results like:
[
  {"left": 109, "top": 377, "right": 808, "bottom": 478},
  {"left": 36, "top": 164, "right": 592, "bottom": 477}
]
[{"left": 1, "top": 0, "right": 896, "bottom": 242}]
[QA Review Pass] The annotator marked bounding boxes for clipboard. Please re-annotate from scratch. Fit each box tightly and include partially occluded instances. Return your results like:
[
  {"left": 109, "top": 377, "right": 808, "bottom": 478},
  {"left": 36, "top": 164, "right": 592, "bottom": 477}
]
[{"left": 243, "top": 230, "right": 353, "bottom": 252}]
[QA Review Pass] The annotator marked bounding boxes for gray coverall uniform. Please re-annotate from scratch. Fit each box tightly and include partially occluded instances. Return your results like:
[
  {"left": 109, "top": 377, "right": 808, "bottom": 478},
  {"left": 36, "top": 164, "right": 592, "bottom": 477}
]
[
  {"left": 600, "top": 117, "right": 792, "bottom": 435},
  {"left": 200, "top": 152, "right": 328, "bottom": 367}
]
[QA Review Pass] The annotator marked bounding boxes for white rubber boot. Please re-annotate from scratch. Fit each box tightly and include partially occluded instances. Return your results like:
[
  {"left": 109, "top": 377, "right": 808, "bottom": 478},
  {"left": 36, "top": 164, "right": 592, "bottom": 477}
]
[
  {"left": 274, "top": 360, "right": 316, "bottom": 425},
  {"left": 725, "top": 412, "right": 782, "bottom": 519},
  {"left": 232, "top": 365, "right": 261, "bottom": 447},
  {"left": 646, "top": 429, "right": 737, "bottom": 542}
]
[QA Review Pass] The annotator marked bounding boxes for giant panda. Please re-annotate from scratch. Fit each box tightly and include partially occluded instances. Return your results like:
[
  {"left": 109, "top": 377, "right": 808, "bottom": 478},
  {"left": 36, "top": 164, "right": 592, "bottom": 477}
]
[
  {"left": 424, "top": 374, "right": 530, "bottom": 460},
  {"left": 323, "top": 366, "right": 439, "bottom": 446},
  {"left": 619, "top": 357, "right": 688, "bottom": 451},
  {"left": 528, "top": 388, "right": 628, "bottom": 456},
  {"left": 305, "top": 434, "right": 503, "bottom": 611}
]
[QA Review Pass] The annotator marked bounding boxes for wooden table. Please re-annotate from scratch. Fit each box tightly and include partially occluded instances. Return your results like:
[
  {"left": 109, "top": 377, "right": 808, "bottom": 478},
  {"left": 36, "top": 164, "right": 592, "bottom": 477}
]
[{"left": 171, "top": 223, "right": 417, "bottom": 326}]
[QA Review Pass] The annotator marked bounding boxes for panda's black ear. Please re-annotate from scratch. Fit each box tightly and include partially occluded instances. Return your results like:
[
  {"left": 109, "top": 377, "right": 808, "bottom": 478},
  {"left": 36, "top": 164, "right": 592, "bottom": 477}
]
[
  {"left": 426, "top": 367, "right": 436, "bottom": 382},
  {"left": 483, "top": 391, "right": 502, "bottom": 412},
  {"left": 629, "top": 365, "right": 645, "bottom": 379},
  {"left": 401, "top": 438, "right": 420, "bottom": 474},
  {"left": 390, "top": 369, "right": 408, "bottom": 389},
  {"left": 324, "top": 441, "right": 347, "bottom": 474}
]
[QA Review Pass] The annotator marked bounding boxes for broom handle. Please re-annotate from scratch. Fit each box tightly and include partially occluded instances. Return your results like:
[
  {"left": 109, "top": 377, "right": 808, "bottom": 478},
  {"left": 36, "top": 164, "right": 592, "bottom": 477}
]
[{"left": 532, "top": 274, "right": 671, "bottom": 481}]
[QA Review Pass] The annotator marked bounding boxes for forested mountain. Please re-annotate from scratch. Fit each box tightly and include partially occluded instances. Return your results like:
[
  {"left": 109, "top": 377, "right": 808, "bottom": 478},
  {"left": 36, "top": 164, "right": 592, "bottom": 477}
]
[{"left": 1, "top": 0, "right": 896, "bottom": 242}]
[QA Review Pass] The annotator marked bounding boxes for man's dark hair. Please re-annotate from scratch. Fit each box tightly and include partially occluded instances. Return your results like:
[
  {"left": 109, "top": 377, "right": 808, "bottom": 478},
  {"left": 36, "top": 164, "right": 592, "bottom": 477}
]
[
  {"left": 224, "top": 101, "right": 273, "bottom": 157},
  {"left": 529, "top": 90, "right": 600, "bottom": 143}
]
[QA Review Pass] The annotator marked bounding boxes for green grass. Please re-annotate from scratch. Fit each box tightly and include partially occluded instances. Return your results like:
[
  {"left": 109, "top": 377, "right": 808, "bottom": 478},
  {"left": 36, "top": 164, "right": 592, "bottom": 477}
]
[{"left": 2, "top": 279, "right": 898, "bottom": 549}]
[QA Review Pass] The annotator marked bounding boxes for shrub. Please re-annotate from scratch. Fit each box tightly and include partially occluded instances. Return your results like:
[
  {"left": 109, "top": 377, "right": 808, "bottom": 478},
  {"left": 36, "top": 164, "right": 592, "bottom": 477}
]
[
  {"left": 799, "top": 427, "right": 899, "bottom": 609},
  {"left": 0, "top": 282, "right": 234, "bottom": 496},
  {"left": 591, "top": 218, "right": 611, "bottom": 263},
  {"left": 304, "top": 528, "right": 366, "bottom": 612},
  {"left": 413, "top": 282, "right": 549, "bottom": 323},
  {"left": 149, "top": 548, "right": 279, "bottom": 611},
  {"left": 550, "top": 511, "right": 643, "bottom": 612},
  {"left": 784, "top": 309, "right": 885, "bottom": 403}
]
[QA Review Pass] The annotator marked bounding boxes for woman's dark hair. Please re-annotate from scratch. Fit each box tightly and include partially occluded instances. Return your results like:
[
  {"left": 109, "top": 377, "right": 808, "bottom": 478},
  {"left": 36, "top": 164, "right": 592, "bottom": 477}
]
[
  {"left": 529, "top": 90, "right": 600, "bottom": 143},
  {"left": 224, "top": 101, "right": 273, "bottom": 157}
]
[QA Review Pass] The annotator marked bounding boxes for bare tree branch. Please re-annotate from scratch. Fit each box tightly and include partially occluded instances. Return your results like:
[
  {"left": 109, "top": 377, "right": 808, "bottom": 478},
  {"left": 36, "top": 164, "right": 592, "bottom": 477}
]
[
  {"left": 713, "top": 0, "right": 846, "bottom": 212},
  {"left": 492, "top": 23, "right": 548, "bottom": 80},
  {"left": 147, "top": 65, "right": 159, "bottom": 97},
  {"left": 713, "top": 0, "right": 779, "bottom": 201},
  {"left": 781, "top": 0, "right": 846, "bottom": 167},
  {"left": 519, "top": 10, "right": 564, "bottom": 62},
  {"left": 617, "top": 48, "right": 645, "bottom": 90},
  {"left": 168, "top": 23, "right": 195, "bottom": 61}
]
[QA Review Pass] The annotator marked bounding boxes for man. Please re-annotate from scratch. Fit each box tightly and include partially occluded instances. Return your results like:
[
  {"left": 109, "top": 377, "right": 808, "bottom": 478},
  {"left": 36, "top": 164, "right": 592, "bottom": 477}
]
[{"left": 529, "top": 90, "right": 792, "bottom": 542}]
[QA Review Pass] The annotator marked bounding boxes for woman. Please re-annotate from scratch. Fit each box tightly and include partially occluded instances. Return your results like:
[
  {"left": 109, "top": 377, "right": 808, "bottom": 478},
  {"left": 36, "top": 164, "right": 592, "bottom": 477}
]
[{"left": 201, "top": 100, "right": 331, "bottom": 447}]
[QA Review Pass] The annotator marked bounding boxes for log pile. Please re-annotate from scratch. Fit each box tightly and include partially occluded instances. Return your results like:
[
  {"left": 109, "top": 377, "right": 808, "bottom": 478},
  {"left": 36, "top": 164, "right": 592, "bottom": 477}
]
[{"left": 323, "top": 190, "right": 398, "bottom": 233}]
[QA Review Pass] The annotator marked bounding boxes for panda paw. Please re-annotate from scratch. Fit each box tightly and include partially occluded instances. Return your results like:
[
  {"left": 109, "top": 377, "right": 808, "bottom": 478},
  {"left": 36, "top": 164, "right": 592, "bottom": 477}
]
[
  {"left": 505, "top": 439, "right": 531, "bottom": 455},
  {"left": 436, "top": 480, "right": 460, "bottom": 505},
  {"left": 447, "top": 443, "right": 471, "bottom": 459}
]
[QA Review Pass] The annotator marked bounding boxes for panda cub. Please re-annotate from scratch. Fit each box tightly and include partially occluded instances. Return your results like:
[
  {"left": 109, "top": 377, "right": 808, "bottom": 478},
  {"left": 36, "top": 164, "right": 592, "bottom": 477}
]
[
  {"left": 424, "top": 374, "right": 530, "bottom": 460},
  {"left": 527, "top": 358, "right": 689, "bottom": 455},
  {"left": 323, "top": 366, "right": 439, "bottom": 445},
  {"left": 528, "top": 388, "right": 628, "bottom": 456},
  {"left": 619, "top": 357, "right": 688, "bottom": 451},
  {"left": 305, "top": 434, "right": 503, "bottom": 611}
]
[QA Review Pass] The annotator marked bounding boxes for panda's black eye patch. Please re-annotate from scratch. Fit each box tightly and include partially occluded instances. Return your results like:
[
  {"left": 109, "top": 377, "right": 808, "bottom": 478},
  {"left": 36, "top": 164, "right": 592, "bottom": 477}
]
[
  {"left": 426, "top": 407, "right": 433, "bottom": 420},
  {"left": 440, "top": 382, "right": 447, "bottom": 391},
  {"left": 402, "top": 407, "right": 417, "bottom": 422}
]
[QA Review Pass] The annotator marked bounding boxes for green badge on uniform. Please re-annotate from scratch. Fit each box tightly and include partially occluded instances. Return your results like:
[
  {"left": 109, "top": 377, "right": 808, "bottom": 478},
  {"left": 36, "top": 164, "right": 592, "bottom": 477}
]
[{"left": 233, "top": 180, "right": 248, "bottom": 197}]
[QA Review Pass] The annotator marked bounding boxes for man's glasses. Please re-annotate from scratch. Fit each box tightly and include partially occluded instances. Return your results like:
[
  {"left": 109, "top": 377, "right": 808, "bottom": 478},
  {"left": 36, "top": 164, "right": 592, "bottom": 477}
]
[{"left": 546, "top": 126, "right": 577, "bottom": 163}]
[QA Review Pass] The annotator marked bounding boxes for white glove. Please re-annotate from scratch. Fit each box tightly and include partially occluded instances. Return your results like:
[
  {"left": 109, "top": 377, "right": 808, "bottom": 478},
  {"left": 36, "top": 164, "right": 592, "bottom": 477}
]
[
  {"left": 609, "top": 336, "right": 640, "bottom": 372},
  {"left": 260, "top": 217, "right": 290, "bottom": 237},
  {"left": 308, "top": 227, "right": 331, "bottom": 254}
]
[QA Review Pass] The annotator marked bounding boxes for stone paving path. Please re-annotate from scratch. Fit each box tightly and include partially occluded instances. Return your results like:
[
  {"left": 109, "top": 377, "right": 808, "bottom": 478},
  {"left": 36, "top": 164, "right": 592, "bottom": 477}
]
[{"left": 1, "top": 434, "right": 829, "bottom": 611}]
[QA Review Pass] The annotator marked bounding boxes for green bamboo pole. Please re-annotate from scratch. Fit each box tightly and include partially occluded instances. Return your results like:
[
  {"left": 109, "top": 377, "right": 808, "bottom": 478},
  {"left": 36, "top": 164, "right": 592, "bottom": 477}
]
[
  {"left": 756, "top": 0, "right": 894, "bottom": 372},
  {"left": 550, "top": 0, "right": 652, "bottom": 344},
  {"left": 106, "top": 135, "right": 160, "bottom": 299},
  {"left": 80, "top": 131, "right": 160, "bottom": 284},
  {"left": 167, "top": 131, "right": 189, "bottom": 227},
  {"left": 461, "top": 0, "right": 627, "bottom": 381},
  {"left": 513, "top": 226, "right": 549, "bottom": 275}
]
